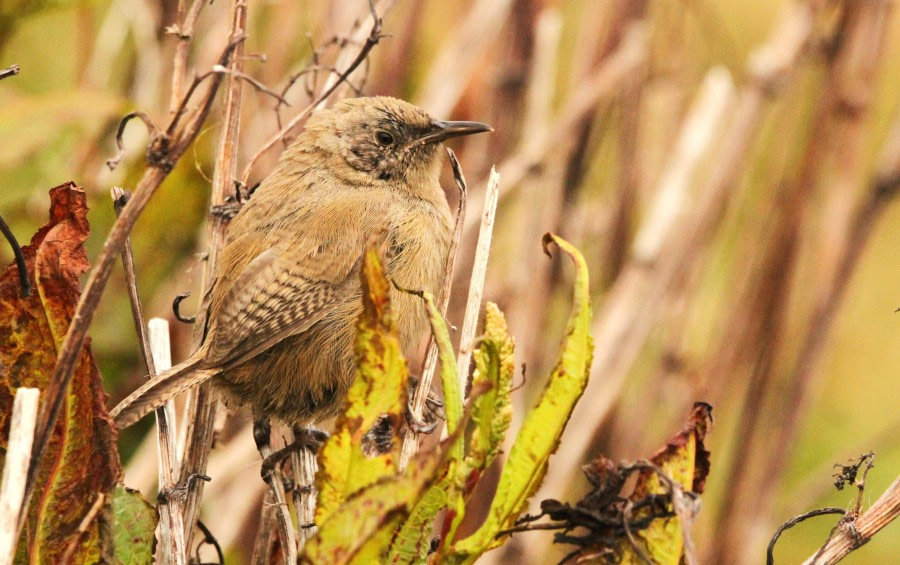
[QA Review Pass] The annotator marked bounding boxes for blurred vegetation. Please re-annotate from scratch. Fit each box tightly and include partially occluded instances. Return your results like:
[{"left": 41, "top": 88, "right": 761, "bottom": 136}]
[{"left": 1, "top": 0, "right": 898, "bottom": 563}]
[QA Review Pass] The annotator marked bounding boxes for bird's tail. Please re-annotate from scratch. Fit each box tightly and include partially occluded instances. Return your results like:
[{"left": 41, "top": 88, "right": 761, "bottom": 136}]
[{"left": 111, "top": 357, "right": 217, "bottom": 429}]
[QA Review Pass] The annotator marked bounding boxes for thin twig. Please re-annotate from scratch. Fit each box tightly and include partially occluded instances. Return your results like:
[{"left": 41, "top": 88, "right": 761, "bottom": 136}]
[
  {"left": 167, "top": 0, "right": 207, "bottom": 121},
  {"left": 172, "top": 292, "right": 196, "bottom": 323},
  {"left": 111, "top": 188, "right": 156, "bottom": 375},
  {"left": 195, "top": 520, "right": 225, "bottom": 565},
  {"left": 211, "top": 64, "right": 290, "bottom": 106},
  {"left": 455, "top": 168, "right": 500, "bottom": 399},
  {"left": 0, "top": 388, "right": 39, "bottom": 564},
  {"left": 767, "top": 508, "right": 846, "bottom": 564},
  {"left": 106, "top": 112, "right": 159, "bottom": 171},
  {"left": 239, "top": 0, "right": 385, "bottom": 187},
  {"left": 112, "top": 187, "right": 185, "bottom": 563},
  {"left": 259, "top": 441, "right": 298, "bottom": 563},
  {"left": 398, "top": 147, "right": 467, "bottom": 470},
  {"left": 0, "top": 64, "right": 19, "bottom": 80},
  {"left": 0, "top": 212, "right": 30, "bottom": 297}
]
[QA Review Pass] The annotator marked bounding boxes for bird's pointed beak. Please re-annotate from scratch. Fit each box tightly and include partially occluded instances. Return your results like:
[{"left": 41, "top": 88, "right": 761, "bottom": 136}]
[{"left": 411, "top": 120, "right": 493, "bottom": 146}]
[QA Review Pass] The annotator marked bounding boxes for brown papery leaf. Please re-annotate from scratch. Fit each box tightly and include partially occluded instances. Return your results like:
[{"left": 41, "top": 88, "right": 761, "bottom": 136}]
[{"left": 0, "top": 183, "right": 121, "bottom": 563}]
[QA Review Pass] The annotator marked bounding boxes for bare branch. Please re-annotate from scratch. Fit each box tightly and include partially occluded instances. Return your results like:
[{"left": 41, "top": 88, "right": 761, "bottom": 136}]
[
  {"left": 24, "top": 13, "right": 239, "bottom": 538},
  {"left": 211, "top": 64, "right": 290, "bottom": 106},
  {"left": 803, "top": 475, "right": 900, "bottom": 564}
]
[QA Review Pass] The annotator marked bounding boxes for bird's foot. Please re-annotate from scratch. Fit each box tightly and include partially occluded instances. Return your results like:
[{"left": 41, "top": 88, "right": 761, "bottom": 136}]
[
  {"left": 405, "top": 380, "right": 445, "bottom": 434},
  {"left": 210, "top": 200, "right": 243, "bottom": 221},
  {"left": 259, "top": 427, "right": 328, "bottom": 479}
]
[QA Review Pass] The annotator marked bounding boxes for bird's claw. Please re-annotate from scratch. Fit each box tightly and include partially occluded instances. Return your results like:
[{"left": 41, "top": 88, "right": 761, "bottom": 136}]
[
  {"left": 259, "top": 428, "right": 328, "bottom": 479},
  {"left": 210, "top": 200, "right": 243, "bottom": 220}
]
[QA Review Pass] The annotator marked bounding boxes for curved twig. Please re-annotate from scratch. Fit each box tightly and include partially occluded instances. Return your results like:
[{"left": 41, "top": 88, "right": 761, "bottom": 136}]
[
  {"left": 106, "top": 111, "right": 160, "bottom": 171},
  {"left": 766, "top": 508, "right": 845, "bottom": 565},
  {"left": 0, "top": 212, "right": 30, "bottom": 296},
  {"left": 172, "top": 292, "right": 197, "bottom": 324}
]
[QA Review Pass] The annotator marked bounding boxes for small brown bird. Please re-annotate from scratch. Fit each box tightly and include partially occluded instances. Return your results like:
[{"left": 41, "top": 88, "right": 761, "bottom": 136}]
[{"left": 111, "top": 96, "right": 491, "bottom": 430}]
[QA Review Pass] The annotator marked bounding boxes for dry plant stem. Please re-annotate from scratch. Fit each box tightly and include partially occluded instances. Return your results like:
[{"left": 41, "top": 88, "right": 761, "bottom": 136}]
[
  {"left": 179, "top": 0, "right": 248, "bottom": 550},
  {"left": 463, "top": 23, "right": 647, "bottom": 238},
  {"left": 715, "top": 4, "right": 895, "bottom": 557},
  {"left": 250, "top": 492, "right": 278, "bottom": 565},
  {"left": 803, "top": 475, "right": 900, "bottom": 564},
  {"left": 24, "top": 29, "right": 237, "bottom": 526},
  {"left": 258, "top": 443, "right": 298, "bottom": 564},
  {"left": 398, "top": 148, "right": 468, "bottom": 470},
  {"left": 455, "top": 168, "right": 500, "bottom": 398},
  {"left": 167, "top": 0, "right": 207, "bottom": 121},
  {"left": 239, "top": 0, "right": 384, "bottom": 188},
  {"left": 291, "top": 434, "right": 318, "bottom": 547},
  {"left": 0, "top": 388, "right": 39, "bottom": 564},
  {"left": 148, "top": 319, "right": 186, "bottom": 565},
  {"left": 111, "top": 188, "right": 186, "bottom": 564}
]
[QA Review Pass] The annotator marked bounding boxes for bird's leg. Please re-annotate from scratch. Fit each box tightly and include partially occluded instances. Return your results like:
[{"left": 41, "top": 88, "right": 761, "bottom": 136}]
[
  {"left": 254, "top": 416, "right": 298, "bottom": 561},
  {"left": 290, "top": 425, "right": 327, "bottom": 541}
]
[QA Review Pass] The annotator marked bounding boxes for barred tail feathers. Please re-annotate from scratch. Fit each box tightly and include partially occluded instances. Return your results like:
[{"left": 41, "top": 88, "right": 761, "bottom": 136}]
[{"left": 111, "top": 357, "right": 216, "bottom": 428}]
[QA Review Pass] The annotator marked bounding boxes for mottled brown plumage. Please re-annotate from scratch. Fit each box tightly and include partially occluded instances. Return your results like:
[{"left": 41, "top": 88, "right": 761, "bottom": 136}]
[{"left": 111, "top": 96, "right": 491, "bottom": 428}]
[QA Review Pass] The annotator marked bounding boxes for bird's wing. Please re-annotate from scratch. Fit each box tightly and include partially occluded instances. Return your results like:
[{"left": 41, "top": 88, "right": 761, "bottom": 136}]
[{"left": 203, "top": 230, "right": 374, "bottom": 369}]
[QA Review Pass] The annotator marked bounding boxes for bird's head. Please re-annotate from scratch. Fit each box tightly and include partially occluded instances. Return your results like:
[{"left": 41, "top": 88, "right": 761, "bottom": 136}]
[{"left": 301, "top": 96, "right": 491, "bottom": 188}]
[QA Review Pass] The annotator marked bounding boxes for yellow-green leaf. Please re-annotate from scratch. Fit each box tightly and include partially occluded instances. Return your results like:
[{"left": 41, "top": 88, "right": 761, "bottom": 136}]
[
  {"left": 466, "top": 302, "right": 514, "bottom": 477},
  {"left": 315, "top": 244, "right": 409, "bottom": 524},
  {"left": 304, "top": 420, "right": 468, "bottom": 565},
  {"left": 441, "top": 303, "right": 515, "bottom": 549},
  {"left": 619, "top": 403, "right": 712, "bottom": 564},
  {"left": 449, "top": 233, "right": 593, "bottom": 560},
  {"left": 387, "top": 289, "right": 462, "bottom": 563}
]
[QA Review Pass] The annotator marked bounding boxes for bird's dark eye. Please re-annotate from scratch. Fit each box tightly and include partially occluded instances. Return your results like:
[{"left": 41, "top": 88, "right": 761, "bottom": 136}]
[{"left": 375, "top": 131, "right": 395, "bottom": 146}]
